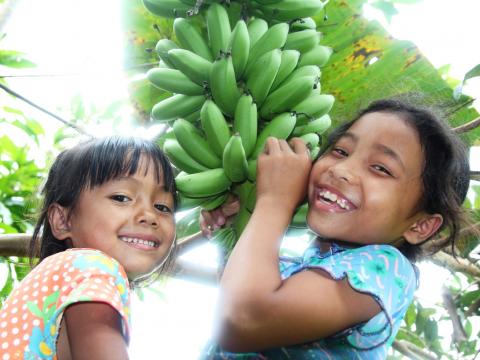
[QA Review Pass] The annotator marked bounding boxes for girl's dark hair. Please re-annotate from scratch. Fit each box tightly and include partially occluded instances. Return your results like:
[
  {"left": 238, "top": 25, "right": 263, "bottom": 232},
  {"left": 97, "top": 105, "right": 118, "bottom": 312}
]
[
  {"left": 324, "top": 98, "right": 470, "bottom": 261},
  {"left": 30, "top": 136, "right": 178, "bottom": 267}
]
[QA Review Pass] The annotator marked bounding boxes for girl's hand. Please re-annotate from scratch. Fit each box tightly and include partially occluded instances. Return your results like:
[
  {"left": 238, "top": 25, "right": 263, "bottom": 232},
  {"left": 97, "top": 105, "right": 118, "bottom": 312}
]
[
  {"left": 256, "top": 137, "right": 312, "bottom": 214},
  {"left": 200, "top": 196, "right": 240, "bottom": 238}
]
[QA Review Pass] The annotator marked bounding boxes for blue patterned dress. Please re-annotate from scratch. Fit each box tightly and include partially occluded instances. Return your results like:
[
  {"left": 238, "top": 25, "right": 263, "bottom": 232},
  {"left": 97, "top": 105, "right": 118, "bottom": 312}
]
[{"left": 203, "top": 243, "right": 418, "bottom": 359}]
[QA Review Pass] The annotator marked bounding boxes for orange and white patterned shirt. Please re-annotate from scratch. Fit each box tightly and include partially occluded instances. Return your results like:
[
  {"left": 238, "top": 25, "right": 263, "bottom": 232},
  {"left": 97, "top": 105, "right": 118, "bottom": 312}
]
[{"left": 0, "top": 248, "right": 131, "bottom": 360}]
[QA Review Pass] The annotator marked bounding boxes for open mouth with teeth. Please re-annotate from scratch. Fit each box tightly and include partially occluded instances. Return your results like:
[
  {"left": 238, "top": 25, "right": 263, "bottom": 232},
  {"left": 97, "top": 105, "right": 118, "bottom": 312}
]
[
  {"left": 119, "top": 236, "right": 159, "bottom": 250},
  {"left": 317, "top": 188, "right": 353, "bottom": 211}
]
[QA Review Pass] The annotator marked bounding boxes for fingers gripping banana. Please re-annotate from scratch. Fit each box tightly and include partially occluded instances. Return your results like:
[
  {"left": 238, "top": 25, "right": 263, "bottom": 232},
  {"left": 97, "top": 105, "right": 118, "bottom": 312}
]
[
  {"left": 252, "top": 112, "right": 297, "bottom": 158},
  {"left": 147, "top": 68, "right": 204, "bottom": 95},
  {"left": 270, "top": 49, "right": 300, "bottom": 91},
  {"left": 200, "top": 100, "right": 231, "bottom": 157},
  {"left": 246, "top": 49, "right": 282, "bottom": 105},
  {"left": 223, "top": 134, "right": 248, "bottom": 183},
  {"left": 172, "top": 118, "right": 222, "bottom": 168},
  {"left": 152, "top": 94, "right": 205, "bottom": 122},
  {"left": 173, "top": 18, "right": 213, "bottom": 61},
  {"left": 260, "top": 76, "right": 316, "bottom": 119},
  {"left": 210, "top": 52, "right": 241, "bottom": 117},
  {"left": 167, "top": 48, "right": 212, "bottom": 85},
  {"left": 206, "top": 3, "right": 231, "bottom": 58},
  {"left": 233, "top": 94, "right": 257, "bottom": 157},
  {"left": 229, "top": 20, "right": 250, "bottom": 80},
  {"left": 155, "top": 39, "right": 179, "bottom": 68},
  {"left": 201, "top": 192, "right": 229, "bottom": 211},
  {"left": 175, "top": 168, "right": 231, "bottom": 198},
  {"left": 247, "top": 18, "right": 269, "bottom": 48},
  {"left": 163, "top": 138, "right": 209, "bottom": 173},
  {"left": 244, "top": 22, "right": 289, "bottom": 75}
]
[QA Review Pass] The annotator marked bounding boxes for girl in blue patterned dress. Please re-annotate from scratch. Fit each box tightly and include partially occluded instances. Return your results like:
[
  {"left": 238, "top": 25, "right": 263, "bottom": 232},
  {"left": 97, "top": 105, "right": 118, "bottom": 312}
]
[
  {"left": 0, "top": 137, "right": 177, "bottom": 359},
  {"left": 201, "top": 99, "right": 472, "bottom": 359}
]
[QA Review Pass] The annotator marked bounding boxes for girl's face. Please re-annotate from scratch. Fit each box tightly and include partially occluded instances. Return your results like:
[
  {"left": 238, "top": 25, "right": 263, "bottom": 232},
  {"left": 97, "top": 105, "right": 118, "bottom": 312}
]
[
  {"left": 307, "top": 111, "right": 426, "bottom": 245},
  {"left": 62, "top": 158, "right": 175, "bottom": 280}
]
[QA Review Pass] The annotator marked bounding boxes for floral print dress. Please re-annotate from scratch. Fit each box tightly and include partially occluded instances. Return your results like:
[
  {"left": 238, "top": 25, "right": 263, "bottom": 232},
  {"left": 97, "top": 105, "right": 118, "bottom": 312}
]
[
  {"left": 204, "top": 243, "right": 418, "bottom": 359},
  {"left": 0, "top": 248, "right": 131, "bottom": 360}
]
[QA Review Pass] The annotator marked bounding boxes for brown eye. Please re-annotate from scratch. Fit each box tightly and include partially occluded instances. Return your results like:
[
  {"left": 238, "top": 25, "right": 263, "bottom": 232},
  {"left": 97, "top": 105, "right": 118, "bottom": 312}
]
[
  {"left": 332, "top": 147, "right": 348, "bottom": 157},
  {"left": 155, "top": 204, "right": 172, "bottom": 213},
  {"left": 110, "top": 194, "right": 131, "bottom": 202},
  {"left": 372, "top": 164, "right": 392, "bottom": 176}
]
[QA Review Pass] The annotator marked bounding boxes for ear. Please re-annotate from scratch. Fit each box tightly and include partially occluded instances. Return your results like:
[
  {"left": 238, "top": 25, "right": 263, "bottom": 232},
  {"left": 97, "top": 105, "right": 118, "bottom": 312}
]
[
  {"left": 403, "top": 213, "right": 443, "bottom": 245},
  {"left": 47, "top": 203, "right": 72, "bottom": 241}
]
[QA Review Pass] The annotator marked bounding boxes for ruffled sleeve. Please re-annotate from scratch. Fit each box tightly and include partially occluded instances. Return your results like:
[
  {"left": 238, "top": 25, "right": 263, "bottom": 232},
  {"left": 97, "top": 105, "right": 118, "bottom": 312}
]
[{"left": 303, "top": 244, "right": 417, "bottom": 350}]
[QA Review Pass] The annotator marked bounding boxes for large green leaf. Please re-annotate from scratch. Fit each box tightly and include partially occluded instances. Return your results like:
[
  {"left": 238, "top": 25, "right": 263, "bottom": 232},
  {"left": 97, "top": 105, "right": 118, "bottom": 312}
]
[{"left": 316, "top": 0, "right": 479, "bottom": 144}]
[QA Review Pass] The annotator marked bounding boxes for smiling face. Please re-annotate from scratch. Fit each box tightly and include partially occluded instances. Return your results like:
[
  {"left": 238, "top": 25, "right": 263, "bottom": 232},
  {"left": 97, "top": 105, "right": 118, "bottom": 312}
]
[
  {"left": 307, "top": 111, "right": 428, "bottom": 245},
  {"left": 53, "top": 158, "right": 176, "bottom": 280}
]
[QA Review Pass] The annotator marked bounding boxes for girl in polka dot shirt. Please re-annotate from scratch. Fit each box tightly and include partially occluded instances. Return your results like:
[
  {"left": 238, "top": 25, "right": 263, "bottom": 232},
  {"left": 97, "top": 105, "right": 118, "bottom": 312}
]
[{"left": 0, "top": 136, "right": 177, "bottom": 360}]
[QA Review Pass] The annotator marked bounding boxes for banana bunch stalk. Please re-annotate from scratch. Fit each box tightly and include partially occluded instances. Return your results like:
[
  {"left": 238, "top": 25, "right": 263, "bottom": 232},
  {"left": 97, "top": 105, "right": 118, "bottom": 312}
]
[{"left": 144, "top": 0, "right": 334, "bottom": 252}]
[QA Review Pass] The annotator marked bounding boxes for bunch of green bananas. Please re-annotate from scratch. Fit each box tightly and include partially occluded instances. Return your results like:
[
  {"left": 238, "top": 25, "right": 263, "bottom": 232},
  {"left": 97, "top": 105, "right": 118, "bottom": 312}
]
[
  {"left": 143, "top": 0, "right": 326, "bottom": 22},
  {"left": 144, "top": 1, "right": 334, "bottom": 249}
]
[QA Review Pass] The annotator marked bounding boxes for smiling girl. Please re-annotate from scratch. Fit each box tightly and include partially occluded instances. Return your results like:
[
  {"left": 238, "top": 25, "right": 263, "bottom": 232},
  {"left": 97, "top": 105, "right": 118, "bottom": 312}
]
[
  {"left": 202, "top": 99, "right": 471, "bottom": 359},
  {"left": 0, "top": 137, "right": 177, "bottom": 359}
]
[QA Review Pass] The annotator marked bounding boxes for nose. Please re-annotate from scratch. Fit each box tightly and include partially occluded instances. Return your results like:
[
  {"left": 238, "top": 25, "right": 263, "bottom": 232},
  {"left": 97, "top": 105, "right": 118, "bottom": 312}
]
[
  {"left": 136, "top": 204, "right": 158, "bottom": 227},
  {"left": 328, "top": 162, "right": 359, "bottom": 185}
]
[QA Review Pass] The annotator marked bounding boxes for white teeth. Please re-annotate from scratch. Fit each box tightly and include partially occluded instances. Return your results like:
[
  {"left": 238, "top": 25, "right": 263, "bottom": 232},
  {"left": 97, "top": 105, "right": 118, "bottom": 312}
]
[
  {"left": 119, "top": 237, "right": 158, "bottom": 248},
  {"left": 318, "top": 189, "right": 351, "bottom": 210}
]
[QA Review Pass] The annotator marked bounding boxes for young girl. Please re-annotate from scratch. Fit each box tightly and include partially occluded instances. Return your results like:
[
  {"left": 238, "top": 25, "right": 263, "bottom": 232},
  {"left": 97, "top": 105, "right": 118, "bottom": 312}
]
[
  {"left": 0, "top": 136, "right": 177, "bottom": 359},
  {"left": 202, "top": 99, "right": 471, "bottom": 359}
]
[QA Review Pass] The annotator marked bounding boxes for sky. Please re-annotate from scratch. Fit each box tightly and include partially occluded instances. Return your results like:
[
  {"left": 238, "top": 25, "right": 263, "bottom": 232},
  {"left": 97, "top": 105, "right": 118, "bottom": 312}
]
[{"left": 1, "top": 0, "right": 479, "bottom": 358}]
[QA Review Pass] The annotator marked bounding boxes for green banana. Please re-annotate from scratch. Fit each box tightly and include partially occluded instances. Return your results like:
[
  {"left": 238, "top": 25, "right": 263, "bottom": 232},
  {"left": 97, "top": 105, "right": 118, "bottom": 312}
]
[
  {"left": 167, "top": 48, "right": 212, "bottom": 85},
  {"left": 260, "top": 76, "right": 316, "bottom": 119},
  {"left": 172, "top": 118, "right": 222, "bottom": 168},
  {"left": 200, "top": 100, "right": 231, "bottom": 157},
  {"left": 284, "top": 29, "right": 321, "bottom": 53},
  {"left": 163, "top": 138, "right": 209, "bottom": 173},
  {"left": 183, "top": 109, "right": 201, "bottom": 122},
  {"left": 293, "top": 114, "right": 332, "bottom": 136},
  {"left": 253, "top": 0, "right": 283, "bottom": 4},
  {"left": 173, "top": 18, "right": 213, "bottom": 61},
  {"left": 292, "top": 94, "right": 335, "bottom": 120},
  {"left": 229, "top": 20, "right": 250, "bottom": 79},
  {"left": 282, "top": 65, "right": 321, "bottom": 86},
  {"left": 299, "top": 132, "right": 320, "bottom": 150},
  {"left": 152, "top": 94, "right": 205, "bottom": 122},
  {"left": 247, "top": 18, "right": 268, "bottom": 47},
  {"left": 270, "top": 49, "right": 300, "bottom": 91},
  {"left": 143, "top": 0, "right": 192, "bottom": 18},
  {"left": 247, "top": 159, "right": 257, "bottom": 181},
  {"left": 244, "top": 22, "right": 289, "bottom": 75},
  {"left": 310, "top": 146, "right": 320, "bottom": 160},
  {"left": 206, "top": 3, "right": 231, "bottom": 58},
  {"left": 291, "top": 202, "right": 308, "bottom": 228},
  {"left": 175, "top": 168, "right": 231, "bottom": 197},
  {"left": 147, "top": 68, "right": 204, "bottom": 95},
  {"left": 223, "top": 134, "right": 248, "bottom": 182},
  {"left": 201, "top": 192, "right": 229, "bottom": 211},
  {"left": 290, "top": 17, "right": 317, "bottom": 32},
  {"left": 233, "top": 205, "right": 252, "bottom": 240},
  {"left": 233, "top": 94, "right": 257, "bottom": 157},
  {"left": 177, "top": 193, "right": 214, "bottom": 211},
  {"left": 257, "top": 0, "right": 324, "bottom": 21},
  {"left": 245, "top": 49, "right": 282, "bottom": 105},
  {"left": 155, "top": 39, "right": 179, "bottom": 68},
  {"left": 210, "top": 52, "right": 241, "bottom": 117},
  {"left": 298, "top": 45, "right": 333, "bottom": 67},
  {"left": 252, "top": 112, "right": 297, "bottom": 158}
]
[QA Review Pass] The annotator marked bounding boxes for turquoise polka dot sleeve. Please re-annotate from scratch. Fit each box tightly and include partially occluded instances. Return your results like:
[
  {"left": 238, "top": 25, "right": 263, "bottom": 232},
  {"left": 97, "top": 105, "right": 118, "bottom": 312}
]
[{"left": 287, "top": 244, "right": 418, "bottom": 350}]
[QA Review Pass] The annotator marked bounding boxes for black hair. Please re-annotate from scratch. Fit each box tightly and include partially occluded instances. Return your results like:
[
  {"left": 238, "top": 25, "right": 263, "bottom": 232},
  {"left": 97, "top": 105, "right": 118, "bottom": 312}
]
[
  {"left": 322, "top": 98, "right": 471, "bottom": 261},
  {"left": 30, "top": 136, "right": 178, "bottom": 269}
]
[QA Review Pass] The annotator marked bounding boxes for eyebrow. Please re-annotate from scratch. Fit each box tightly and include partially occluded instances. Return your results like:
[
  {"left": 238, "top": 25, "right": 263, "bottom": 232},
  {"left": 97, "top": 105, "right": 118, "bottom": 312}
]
[
  {"left": 116, "top": 176, "right": 169, "bottom": 192},
  {"left": 340, "top": 132, "right": 406, "bottom": 170}
]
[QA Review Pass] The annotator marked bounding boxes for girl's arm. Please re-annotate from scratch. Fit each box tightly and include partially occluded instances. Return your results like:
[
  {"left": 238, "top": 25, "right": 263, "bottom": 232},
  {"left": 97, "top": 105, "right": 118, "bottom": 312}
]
[
  {"left": 62, "top": 302, "right": 129, "bottom": 360},
  {"left": 216, "top": 138, "right": 381, "bottom": 352}
]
